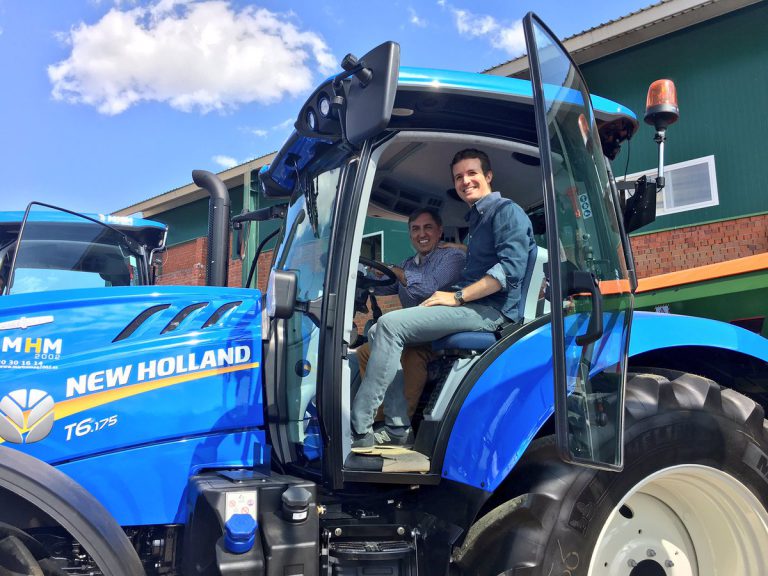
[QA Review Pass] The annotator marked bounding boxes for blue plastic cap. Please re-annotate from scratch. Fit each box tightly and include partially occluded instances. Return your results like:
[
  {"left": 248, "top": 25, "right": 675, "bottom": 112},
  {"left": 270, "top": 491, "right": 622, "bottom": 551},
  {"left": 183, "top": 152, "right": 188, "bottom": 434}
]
[{"left": 224, "top": 514, "right": 257, "bottom": 554}]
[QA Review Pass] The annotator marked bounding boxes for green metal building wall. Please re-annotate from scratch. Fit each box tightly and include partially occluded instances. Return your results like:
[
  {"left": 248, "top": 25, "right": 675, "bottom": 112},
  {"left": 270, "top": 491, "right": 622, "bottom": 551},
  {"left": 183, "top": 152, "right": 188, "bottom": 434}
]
[
  {"left": 153, "top": 186, "right": 245, "bottom": 246},
  {"left": 581, "top": 1, "right": 768, "bottom": 234}
]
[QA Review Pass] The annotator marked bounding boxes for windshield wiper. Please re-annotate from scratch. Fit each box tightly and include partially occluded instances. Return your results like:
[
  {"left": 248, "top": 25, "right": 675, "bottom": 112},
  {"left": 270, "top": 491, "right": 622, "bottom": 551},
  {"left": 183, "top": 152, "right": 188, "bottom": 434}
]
[
  {"left": 276, "top": 208, "right": 306, "bottom": 270},
  {"left": 293, "top": 166, "right": 319, "bottom": 239},
  {"left": 304, "top": 175, "right": 319, "bottom": 238}
]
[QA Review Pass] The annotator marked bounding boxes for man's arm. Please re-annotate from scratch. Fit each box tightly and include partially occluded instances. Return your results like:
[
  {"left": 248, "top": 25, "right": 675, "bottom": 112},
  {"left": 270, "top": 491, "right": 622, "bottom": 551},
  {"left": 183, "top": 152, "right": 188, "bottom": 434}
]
[
  {"left": 396, "top": 248, "right": 465, "bottom": 305},
  {"left": 420, "top": 275, "right": 501, "bottom": 307},
  {"left": 422, "top": 202, "right": 532, "bottom": 308},
  {"left": 485, "top": 202, "right": 532, "bottom": 292}
]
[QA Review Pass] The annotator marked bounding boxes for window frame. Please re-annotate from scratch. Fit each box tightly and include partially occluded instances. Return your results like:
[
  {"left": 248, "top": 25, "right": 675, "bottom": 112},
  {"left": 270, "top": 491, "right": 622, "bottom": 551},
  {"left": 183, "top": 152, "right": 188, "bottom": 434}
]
[
  {"left": 622, "top": 155, "right": 719, "bottom": 216},
  {"left": 361, "top": 230, "right": 384, "bottom": 262}
]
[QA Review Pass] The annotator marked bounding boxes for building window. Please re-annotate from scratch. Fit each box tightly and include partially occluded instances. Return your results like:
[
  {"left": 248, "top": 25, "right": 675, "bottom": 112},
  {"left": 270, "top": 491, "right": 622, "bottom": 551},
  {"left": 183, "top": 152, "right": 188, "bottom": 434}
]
[
  {"left": 622, "top": 155, "right": 719, "bottom": 216},
  {"left": 361, "top": 232, "right": 383, "bottom": 262}
]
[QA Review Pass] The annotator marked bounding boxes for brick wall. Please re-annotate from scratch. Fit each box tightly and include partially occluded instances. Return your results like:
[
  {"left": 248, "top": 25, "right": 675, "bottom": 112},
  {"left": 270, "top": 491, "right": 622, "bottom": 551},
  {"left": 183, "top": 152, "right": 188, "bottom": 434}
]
[
  {"left": 156, "top": 237, "right": 207, "bottom": 286},
  {"left": 631, "top": 213, "right": 768, "bottom": 277},
  {"left": 158, "top": 213, "right": 768, "bottom": 290},
  {"left": 157, "top": 236, "right": 243, "bottom": 287}
]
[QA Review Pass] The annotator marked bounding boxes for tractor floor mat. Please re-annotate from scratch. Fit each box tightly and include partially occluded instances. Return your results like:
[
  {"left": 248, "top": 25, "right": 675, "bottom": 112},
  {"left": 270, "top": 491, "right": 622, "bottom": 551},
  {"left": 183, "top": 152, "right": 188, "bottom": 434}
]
[{"left": 347, "top": 446, "right": 430, "bottom": 473}]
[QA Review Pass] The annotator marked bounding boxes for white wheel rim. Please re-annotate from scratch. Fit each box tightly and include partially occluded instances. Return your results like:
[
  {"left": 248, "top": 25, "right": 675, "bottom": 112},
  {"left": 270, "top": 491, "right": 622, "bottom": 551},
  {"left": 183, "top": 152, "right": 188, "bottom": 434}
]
[{"left": 588, "top": 464, "right": 768, "bottom": 575}]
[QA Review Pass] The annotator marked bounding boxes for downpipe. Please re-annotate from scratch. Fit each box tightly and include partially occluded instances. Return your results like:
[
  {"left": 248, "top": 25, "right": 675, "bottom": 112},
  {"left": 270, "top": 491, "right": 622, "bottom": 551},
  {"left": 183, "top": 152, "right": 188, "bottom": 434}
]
[{"left": 193, "top": 170, "right": 230, "bottom": 286}]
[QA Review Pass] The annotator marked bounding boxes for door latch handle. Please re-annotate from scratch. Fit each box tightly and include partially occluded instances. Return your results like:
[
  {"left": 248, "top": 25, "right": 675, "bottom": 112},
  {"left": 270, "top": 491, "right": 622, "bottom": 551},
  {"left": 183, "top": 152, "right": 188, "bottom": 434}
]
[{"left": 567, "top": 270, "right": 603, "bottom": 346}]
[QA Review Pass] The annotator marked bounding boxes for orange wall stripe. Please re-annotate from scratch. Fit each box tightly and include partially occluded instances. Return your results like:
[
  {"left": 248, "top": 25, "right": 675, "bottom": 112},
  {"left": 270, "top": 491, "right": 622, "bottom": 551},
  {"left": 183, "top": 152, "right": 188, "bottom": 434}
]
[{"left": 636, "top": 253, "right": 768, "bottom": 293}]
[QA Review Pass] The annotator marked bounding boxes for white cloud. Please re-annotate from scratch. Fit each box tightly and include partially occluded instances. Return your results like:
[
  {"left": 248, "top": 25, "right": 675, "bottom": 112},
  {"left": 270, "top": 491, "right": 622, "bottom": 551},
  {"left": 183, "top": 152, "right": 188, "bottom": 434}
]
[
  {"left": 492, "top": 20, "right": 525, "bottom": 56},
  {"left": 212, "top": 154, "right": 238, "bottom": 169},
  {"left": 273, "top": 117, "right": 294, "bottom": 130},
  {"left": 247, "top": 117, "right": 293, "bottom": 138},
  {"left": 450, "top": 6, "right": 525, "bottom": 57},
  {"left": 48, "top": 1, "right": 336, "bottom": 115},
  {"left": 453, "top": 9, "right": 497, "bottom": 37},
  {"left": 408, "top": 8, "right": 427, "bottom": 28}
]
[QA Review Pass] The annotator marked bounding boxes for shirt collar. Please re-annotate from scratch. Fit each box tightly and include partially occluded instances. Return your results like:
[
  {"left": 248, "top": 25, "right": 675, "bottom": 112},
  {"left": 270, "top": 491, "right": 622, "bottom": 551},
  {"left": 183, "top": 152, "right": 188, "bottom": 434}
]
[{"left": 464, "top": 191, "right": 500, "bottom": 221}]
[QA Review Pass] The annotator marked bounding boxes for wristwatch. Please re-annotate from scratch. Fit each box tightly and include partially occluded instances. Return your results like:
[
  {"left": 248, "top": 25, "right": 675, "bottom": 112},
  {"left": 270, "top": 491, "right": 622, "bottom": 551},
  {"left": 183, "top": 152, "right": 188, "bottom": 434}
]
[{"left": 454, "top": 290, "right": 465, "bottom": 305}]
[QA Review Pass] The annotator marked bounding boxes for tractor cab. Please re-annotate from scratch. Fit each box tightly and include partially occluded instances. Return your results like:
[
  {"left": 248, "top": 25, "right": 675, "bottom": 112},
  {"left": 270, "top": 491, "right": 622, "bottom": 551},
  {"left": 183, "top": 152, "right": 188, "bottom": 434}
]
[{"left": 256, "top": 14, "right": 638, "bottom": 489}]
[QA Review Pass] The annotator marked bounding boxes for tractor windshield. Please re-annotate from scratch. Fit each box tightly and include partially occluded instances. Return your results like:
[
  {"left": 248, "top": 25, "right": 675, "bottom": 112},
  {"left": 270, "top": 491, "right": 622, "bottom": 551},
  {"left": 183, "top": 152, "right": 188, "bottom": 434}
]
[{"left": 2, "top": 204, "right": 145, "bottom": 295}]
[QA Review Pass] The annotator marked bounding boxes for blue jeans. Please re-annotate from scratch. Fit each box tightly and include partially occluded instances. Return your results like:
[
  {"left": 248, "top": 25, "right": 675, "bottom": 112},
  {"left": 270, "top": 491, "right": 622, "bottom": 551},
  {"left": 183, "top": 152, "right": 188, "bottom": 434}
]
[{"left": 351, "top": 303, "right": 504, "bottom": 434}]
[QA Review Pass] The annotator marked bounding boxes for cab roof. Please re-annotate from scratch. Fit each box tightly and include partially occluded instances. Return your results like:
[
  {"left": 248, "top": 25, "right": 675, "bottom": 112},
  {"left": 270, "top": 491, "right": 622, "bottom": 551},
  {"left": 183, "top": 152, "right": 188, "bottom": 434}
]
[
  {"left": 263, "top": 66, "right": 638, "bottom": 197},
  {"left": 0, "top": 210, "right": 167, "bottom": 250}
]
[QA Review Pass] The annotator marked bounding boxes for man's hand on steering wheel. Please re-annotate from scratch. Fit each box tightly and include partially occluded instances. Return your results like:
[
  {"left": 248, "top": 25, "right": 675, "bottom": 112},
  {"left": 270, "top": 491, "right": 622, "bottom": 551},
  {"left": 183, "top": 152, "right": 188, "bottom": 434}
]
[{"left": 357, "top": 256, "right": 399, "bottom": 289}]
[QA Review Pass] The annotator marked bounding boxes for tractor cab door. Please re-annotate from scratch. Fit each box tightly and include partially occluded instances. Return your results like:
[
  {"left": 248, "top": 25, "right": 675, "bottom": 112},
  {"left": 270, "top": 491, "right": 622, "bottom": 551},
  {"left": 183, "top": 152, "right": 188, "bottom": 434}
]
[
  {"left": 259, "top": 42, "right": 400, "bottom": 485},
  {"left": 524, "top": 13, "right": 633, "bottom": 470}
]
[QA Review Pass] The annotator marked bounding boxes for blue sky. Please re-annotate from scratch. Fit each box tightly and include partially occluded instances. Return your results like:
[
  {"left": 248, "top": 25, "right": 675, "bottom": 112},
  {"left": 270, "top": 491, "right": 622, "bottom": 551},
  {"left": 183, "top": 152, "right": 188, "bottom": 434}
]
[{"left": 0, "top": 0, "right": 654, "bottom": 214}]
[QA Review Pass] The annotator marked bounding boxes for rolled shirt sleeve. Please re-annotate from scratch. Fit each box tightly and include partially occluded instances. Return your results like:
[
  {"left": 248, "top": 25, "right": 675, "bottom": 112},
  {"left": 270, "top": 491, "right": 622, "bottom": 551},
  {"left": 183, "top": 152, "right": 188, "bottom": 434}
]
[{"left": 488, "top": 202, "right": 531, "bottom": 292}]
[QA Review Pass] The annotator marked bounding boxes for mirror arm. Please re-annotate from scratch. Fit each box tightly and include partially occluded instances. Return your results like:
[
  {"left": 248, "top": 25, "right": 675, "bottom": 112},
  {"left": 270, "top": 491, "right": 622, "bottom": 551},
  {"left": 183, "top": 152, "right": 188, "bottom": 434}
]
[
  {"left": 653, "top": 128, "right": 667, "bottom": 190},
  {"left": 245, "top": 227, "right": 281, "bottom": 289}
]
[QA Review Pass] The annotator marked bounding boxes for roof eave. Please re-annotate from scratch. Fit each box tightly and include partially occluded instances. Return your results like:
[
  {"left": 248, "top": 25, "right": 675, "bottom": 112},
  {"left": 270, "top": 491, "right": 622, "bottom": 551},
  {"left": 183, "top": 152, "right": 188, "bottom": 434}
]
[
  {"left": 113, "top": 152, "right": 276, "bottom": 218},
  {"left": 486, "top": 0, "right": 763, "bottom": 78}
]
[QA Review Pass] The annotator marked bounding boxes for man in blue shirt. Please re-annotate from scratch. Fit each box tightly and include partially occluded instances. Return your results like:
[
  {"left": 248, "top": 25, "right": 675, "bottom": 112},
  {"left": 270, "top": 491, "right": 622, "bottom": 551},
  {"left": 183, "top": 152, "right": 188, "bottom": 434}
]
[
  {"left": 351, "top": 148, "right": 536, "bottom": 447},
  {"left": 353, "top": 208, "right": 465, "bottom": 432}
]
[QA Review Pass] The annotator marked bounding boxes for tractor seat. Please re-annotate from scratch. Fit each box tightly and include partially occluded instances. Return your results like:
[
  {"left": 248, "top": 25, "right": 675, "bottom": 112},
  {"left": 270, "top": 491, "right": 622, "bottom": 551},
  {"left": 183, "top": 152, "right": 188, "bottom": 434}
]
[{"left": 432, "top": 331, "right": 497, "bottom": 354}]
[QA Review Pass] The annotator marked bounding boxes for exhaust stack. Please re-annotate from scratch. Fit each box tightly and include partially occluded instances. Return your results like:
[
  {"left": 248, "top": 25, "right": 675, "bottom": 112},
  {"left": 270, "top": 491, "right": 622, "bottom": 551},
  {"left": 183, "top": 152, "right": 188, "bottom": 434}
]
[{"left": 192, "top": 170, "right": 230, "bottom": 287}]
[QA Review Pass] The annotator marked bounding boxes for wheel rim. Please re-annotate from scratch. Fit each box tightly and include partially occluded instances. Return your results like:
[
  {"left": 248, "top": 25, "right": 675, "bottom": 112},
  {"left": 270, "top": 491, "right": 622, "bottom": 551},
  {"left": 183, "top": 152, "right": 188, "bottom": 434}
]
[{"left": 589, "top": 464, "right": 768, "bottom": 575}]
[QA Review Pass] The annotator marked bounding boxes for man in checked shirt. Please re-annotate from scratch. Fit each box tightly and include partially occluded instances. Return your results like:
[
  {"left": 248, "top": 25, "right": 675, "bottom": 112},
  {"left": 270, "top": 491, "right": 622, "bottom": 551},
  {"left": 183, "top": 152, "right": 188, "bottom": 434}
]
[{"left": 352, "top": 207, "right": 465, "bottom": 442}]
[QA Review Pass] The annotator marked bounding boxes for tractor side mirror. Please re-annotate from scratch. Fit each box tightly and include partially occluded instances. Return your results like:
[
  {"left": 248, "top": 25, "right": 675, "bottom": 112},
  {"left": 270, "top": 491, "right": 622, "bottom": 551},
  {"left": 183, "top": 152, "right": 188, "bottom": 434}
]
[
  {"left": 266, "top": 269, "right": 297, "bottom": 319},
  {"left": 621, "top": 175, "right": 657, "bottom": 233}
]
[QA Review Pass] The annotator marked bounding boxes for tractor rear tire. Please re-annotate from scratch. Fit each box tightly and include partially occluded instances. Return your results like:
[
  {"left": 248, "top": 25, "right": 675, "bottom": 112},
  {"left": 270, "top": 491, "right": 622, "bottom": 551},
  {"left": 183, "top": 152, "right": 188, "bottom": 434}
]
[{"left": 453, "top": 371, "right": 768, "bottom": 575}]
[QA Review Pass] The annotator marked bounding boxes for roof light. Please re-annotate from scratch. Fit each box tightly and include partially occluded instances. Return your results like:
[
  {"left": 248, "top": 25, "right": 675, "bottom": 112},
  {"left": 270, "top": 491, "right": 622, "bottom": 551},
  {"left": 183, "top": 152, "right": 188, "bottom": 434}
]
[
  {"left": 644, "top": 79, "right": 679, "bottom": 131},
  {"left": 305, "top": 108, "right": 317, "bottom": 131},
  {"left": 318, "top": 94, "right": 331, "bottom": 117}
]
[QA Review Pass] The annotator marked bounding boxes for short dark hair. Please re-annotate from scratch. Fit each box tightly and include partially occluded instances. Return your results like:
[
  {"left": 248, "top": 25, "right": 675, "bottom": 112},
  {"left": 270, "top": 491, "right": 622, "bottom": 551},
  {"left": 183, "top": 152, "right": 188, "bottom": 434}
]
[
  {"left": 450, "top": 148, "right": 492, "bottom": 175},
  {"left": 408, "top": 207, "right": 442, "bottom": 227}
]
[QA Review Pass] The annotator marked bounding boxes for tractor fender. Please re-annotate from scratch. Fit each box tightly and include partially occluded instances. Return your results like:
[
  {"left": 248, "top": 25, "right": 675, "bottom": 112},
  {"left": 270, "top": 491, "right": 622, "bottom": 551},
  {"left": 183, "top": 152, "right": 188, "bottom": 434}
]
[
  {"left": 629, "top": 310, "right": 768, "bottom": 360},
  {"left": 440, "top": 312, "right": 768, "bottom": 493},
  {"left": 0, "top": 445, "right": 145, "bottom": 575}
]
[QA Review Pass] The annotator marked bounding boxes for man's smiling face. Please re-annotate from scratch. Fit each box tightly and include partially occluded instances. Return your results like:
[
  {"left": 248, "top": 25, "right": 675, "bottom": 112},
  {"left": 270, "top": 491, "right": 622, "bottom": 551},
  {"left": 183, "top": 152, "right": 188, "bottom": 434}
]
[
  {"left": 409, "top": 212, "right": 442, "bottom": 256},
  {"left": 452, "top": 157, "right": 492, "bottom": 206}
]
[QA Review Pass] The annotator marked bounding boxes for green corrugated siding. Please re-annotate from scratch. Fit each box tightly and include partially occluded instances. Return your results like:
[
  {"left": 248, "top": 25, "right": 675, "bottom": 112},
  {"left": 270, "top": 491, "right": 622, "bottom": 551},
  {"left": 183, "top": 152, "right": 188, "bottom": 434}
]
[
  {"left": 581, "top": 2, "right": 768, "bottom": 233},
  {"left": 634, "top": 270, "right": 768, "bottom": 337},
  {"left": 364, "top": 218, "right": 412, "bottom": 264},
  {"left": 153, "top": 185, "right": 245, "bottom": 246}
]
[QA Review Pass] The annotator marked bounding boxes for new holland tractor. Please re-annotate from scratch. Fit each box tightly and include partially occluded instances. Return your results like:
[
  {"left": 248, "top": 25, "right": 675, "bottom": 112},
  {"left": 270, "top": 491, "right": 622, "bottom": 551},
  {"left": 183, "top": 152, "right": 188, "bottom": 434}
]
[{"left": 0, "top": 13, "right": 766, "bottom": 576}]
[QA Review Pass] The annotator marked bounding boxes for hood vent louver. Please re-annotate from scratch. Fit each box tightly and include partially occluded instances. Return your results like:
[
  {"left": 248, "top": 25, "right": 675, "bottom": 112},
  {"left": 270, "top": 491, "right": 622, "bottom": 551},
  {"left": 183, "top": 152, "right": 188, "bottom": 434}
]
[
  {"left": 161, "top": 302, "right": 209, "bottom": 334},
  {"left": 113, "top": 304, "right": 171, "bottom": 342},
  {"left": 201, "top": 301, "right": 243, "bottom": 329}
]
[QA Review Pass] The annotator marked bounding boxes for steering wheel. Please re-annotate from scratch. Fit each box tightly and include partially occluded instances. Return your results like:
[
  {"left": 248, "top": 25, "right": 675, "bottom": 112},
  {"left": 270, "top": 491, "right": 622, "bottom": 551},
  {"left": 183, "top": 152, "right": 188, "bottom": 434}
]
[{"left": 357, "top": 256, "right": 398, "bottom": 289}]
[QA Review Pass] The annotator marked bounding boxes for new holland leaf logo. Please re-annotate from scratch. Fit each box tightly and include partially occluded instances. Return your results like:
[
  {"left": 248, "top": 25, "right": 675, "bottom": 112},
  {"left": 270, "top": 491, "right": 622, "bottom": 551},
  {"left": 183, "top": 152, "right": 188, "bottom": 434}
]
[{"left": 0, "top": 389, "right": 55, "bottom": 444}]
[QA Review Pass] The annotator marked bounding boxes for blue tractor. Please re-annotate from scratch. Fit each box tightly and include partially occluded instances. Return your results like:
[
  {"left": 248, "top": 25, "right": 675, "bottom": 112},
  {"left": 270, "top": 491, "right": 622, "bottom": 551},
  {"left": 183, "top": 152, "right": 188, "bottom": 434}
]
[{"left": 0, "top": 14, "right": 766, "bottom": 576}]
